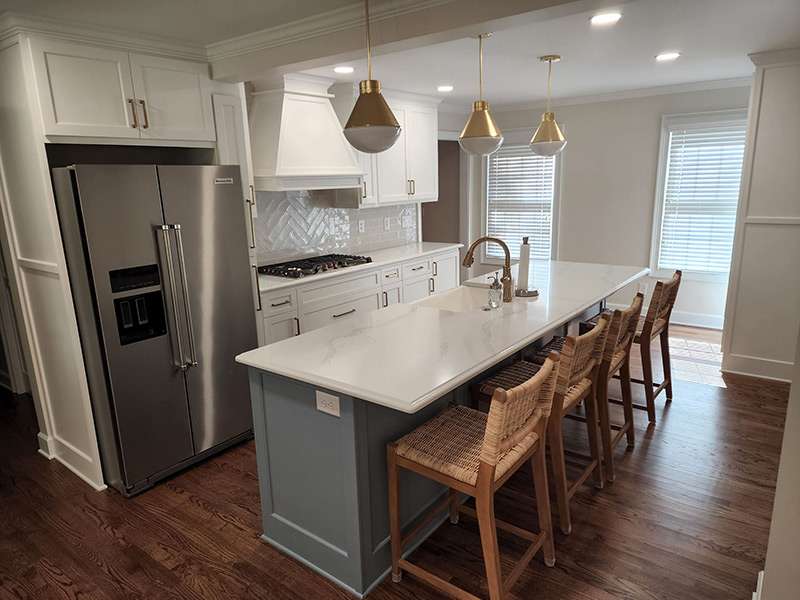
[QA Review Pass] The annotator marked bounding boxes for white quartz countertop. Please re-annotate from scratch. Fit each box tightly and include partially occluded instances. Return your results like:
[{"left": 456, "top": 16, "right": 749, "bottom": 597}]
[
  {"left": 258, "top": 242, "right": 463, "bottom": 292},
  {"left": 237, "top": 260, "right": 648, "bottom": 413}
]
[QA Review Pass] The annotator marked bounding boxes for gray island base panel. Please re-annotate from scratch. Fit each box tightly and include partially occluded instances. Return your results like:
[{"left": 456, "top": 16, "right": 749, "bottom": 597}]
[{"left": 249, "top": 369, "right": 464, "bottom": 597}]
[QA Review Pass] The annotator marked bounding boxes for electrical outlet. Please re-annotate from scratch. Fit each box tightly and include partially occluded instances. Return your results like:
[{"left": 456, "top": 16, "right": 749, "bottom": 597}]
[
  {"left": 358, "top": 219, "right": 366, "bottom": 233},
  {"left": 384, "top": 216, "right": 391, "bottom": 231},
  {"left": 402, "top": 214, "right": 414, "bottom": 229},
  {"left": 315, "top": 391, "right": 340, "bottom": 417}
]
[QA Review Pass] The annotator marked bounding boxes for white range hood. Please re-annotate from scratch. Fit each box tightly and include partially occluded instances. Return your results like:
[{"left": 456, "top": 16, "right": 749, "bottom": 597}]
[{"left": 248, "top": 74, "right": 363, "bottom": 192}]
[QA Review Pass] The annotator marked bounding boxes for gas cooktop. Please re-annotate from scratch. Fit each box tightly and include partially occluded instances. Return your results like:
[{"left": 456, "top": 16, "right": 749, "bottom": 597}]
[{"left": 258, "top": 254, "right": 373, "bottom": 279}]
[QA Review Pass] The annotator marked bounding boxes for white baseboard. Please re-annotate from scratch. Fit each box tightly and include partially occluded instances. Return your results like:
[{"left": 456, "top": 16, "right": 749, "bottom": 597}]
[
  {"left": 36, "top": 431, "right": 106, "bottom": 490},
  {"left": 605, "top": 303, "right": 723, "bottom": 330},
  {"left": 753, "top": 570, "right": 764, "bottom": 600},
  {"left": 37, "top": 431, "right": 54, "bottom": 458},
  {"left": 722, "top": 353, "right": 793, "bottom": 383}
]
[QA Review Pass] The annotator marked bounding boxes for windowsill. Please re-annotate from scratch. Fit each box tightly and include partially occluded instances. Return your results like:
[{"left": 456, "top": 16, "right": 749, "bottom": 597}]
[{"left": 650, "top": 267, "right": 730, "bottom": 284}]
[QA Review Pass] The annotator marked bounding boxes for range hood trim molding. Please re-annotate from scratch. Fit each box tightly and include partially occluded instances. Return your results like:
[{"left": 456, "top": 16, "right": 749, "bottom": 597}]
[{"left": 250, "top": 73, "right": 364, "bottom": 192}]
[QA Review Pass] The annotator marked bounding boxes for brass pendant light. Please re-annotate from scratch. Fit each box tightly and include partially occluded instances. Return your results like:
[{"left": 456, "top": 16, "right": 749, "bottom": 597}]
[
  {"left": 530, "top": 55, "right": 567, "bottom": 157},
  {"left": 343, "top": 0, "right": 401, "bottom": 154},
  {"left": 459, "top": 33, "right": 503, "bottom": 156}
]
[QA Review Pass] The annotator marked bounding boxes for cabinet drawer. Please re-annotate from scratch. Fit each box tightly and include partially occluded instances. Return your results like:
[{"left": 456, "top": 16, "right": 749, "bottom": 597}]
[
  {"left": 302, "top": 291, "right": 381, "bottom": 333},
  {"left": 403, "top": 258, "right": 431, "bottom": 280},
  {"left": 263, "top": 312, "right": 299, "bottom": 344},
  {"left": 380, "top": 265, "right": 402, "bottom": 283},
  {"left": 299, "top": 271, "right": 380, "bottom": 312},
  {"left": 261, "top": 288, "right": 297, "bottom": 316},
  {"left": 382, "top": 284, "right": 402, "bottom": 308}
]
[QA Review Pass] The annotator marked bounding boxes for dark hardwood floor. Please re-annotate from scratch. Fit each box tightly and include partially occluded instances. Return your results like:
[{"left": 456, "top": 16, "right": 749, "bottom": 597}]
[{"left": 0, "top": 369, "right": 788, "bottom": 600}]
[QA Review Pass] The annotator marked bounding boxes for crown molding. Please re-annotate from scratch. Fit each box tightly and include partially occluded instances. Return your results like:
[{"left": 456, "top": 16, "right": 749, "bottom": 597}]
[
  {"left": 492, "top": 77, "right": 754, "bottom": 113},
  {"left": 749, "top": 47, "right": 800, "bottom": 67},
  {"left": 206, "top": 0, "right": 454, "bottom": 62},
  {"left": 0, "top": 11, "right": 206, "bottom": 60}
]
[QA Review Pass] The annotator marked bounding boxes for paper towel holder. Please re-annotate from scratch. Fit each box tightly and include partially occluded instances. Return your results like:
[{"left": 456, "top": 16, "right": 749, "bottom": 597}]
[{"left": 515, "top": 236, "right": 539, "bottom": 297}]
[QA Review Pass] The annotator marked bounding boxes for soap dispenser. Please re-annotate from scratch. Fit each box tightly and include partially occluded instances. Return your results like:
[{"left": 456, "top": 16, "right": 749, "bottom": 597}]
[{"left": 488, "top": 274, "right": 503, "bottom": 309}]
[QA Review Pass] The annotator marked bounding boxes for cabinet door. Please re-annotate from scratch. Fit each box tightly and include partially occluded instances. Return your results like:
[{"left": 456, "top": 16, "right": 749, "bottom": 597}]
[
  {"left": 264, "top": 312, "right": 299, "bottom": 345},
  {"left": 381, "top": 283, "right": 403, "bottom": 308},
  {"left": 213, "top": 93, "right": 257, "bottom": 251},
  {"left": 376, "top": 106, "right": 410, "bottom": 204},
  {"left": 130, "top": 54, "right": 215, "bottom": 141},
  {"left": 302, "top": 292, "right": 381, "bottom": 333},
  {"left": 432, "top": 252, "right": 459, "bottom": 294},
  {"left": 405, "top": 104, "right": 438, "bottom": 202},
  {"left": 403, "top": 277, "right": 431, "bottom": 303},
  {"left": 29, "top": 38, "right": 139, "bottom": 138},
  {"left": 359, "top": 152, "right": 378, "bottom": 206}
]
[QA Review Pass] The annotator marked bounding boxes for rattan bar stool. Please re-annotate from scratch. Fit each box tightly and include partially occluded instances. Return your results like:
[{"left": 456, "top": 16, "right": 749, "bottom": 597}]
[
  {"left": 583, "top": 271, "right": 681, "bottom": 424},
  {"left": 473, "top": 315, "right": 610, "bottom": 536},
  {"left": 387, "top": 354, "right": 560, "bottom": 600},
  {"left": 594, "top": 293, "right": 644, "bottom": 482}
]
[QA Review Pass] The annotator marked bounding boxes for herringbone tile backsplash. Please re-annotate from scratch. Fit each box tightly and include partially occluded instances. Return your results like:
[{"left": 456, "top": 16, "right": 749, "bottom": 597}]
[{"left": 255, "top": 191, "right": 418, "bottom": 265}]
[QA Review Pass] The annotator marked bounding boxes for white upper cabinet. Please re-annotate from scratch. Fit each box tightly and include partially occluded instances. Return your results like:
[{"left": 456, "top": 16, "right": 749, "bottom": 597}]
[
  {"left": 29, "top": 38, "right": 139, "bottom": 138},
  {"left": 29, "top": 37, "right": 215, "bottom": 143},
  {"left": 376, "top": 106, "right": 410, "bottom": 204},
  {"left": 130, "top": 54, "right": 215, "bottom": 141},
  {"left": 405, "top": 104, "right": 438, "bottom": 202},
  {"left": 358, "top": 152, "right": 378, "bottom": 206}
]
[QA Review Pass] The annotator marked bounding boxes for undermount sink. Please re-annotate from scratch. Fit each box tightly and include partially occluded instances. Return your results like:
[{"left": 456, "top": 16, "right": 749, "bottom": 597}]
[{"left": 417, "top": 285, "right": 495, "bottom": 312}]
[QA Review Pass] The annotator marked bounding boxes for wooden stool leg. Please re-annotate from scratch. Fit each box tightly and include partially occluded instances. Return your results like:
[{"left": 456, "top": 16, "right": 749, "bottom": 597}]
[
  {"left": 640, "top": 339, "right": 657, "bottom": 423},
  {"left": 660, "top": 328, "right": 673, "bottom": 401},
  {"left": 584, "top": 387, "right": 604, "bottom": 489},
  {"left": 448, "top": 488, "right": 460, "bottom": 524},
  {"left": 476, "top": 465, "right": 504, "bottom": 600},
  {"left": 531, "top": 442, "right": 555, "bottom": 567},
  {"left": 547, "top": 418, "right": 572, "bottom": 535},
  {"left": 386, "top": 444, "right": 402, "bottom": 583},
  {"left": 620, "top": 359, "right": 636, "bottom": 448},
  {"left": 596, "top": 374, "right": 615, "bottom": 483}
]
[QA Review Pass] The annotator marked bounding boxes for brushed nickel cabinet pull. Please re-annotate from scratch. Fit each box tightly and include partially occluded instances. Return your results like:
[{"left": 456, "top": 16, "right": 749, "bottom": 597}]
[
  {"left": 429, "top": 277, "right": 435, "bottom": 294},
  {"left": 138, "top": 99, "right": 150, "bottom": 129},
  {"left": 411, "top": 265, "right": 424, "bottom": 271},
  {"left": 127, "top": 98, "right": 139, "bottom": 129},
  {"left": 294, "top": 317, "right": 300, "bottom": 336},
  {"left": 382, "top": 291, "right": 388, "bottom": 307},
  {"left": 411, "top": 179, "right": 416, "bottom": 195},
  {"left": 432, "top": 261, "right": 438, "bottom": 276},
  {"left": 333, "top": 308, "right": 356, "bottom": 318},
  {"left": 362, "top": 181, "right": 367, "bottom": 199},
  {"left": 271, "top": 299, "right": 291, "bottom": 307}
]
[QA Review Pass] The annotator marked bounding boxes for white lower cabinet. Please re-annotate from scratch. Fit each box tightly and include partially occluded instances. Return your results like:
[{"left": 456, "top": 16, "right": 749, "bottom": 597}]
[
  {"left": 403, "top": 277, "right": 433, "bottom": 303},
  {"left": 382, "top": 283, "right": 403, "bottom": 308},
  {"left": 431, "top": 252, "right": 459, "bottom": 295},
  {"left": 264, "top": 312, "right": 299, "bottom": 344},
  {"left": 302, "top": 291, "right": 381, "bottom": 333}
]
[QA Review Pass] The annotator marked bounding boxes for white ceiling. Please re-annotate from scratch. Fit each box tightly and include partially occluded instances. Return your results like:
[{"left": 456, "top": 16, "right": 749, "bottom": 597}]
[
  {"left": 0, "top": 0, "right": 358, "bottom": 44},
  {"left": 304, "top": 0, "right": 800, "bottom": 108}
]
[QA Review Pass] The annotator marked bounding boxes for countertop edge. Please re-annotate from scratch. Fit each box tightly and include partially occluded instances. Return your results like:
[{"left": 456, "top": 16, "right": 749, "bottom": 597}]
[{"left": 257, "top": 242, "right": 464, "bottom": 293}]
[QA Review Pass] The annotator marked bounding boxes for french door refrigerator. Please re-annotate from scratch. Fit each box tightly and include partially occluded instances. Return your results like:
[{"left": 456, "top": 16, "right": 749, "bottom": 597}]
[{"left": 53, "top": 165, "right": 258, "bottom": 496}]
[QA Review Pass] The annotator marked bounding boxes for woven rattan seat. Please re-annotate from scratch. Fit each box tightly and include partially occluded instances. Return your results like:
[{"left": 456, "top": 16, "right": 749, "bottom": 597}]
[
  {"left": 395, "top": 405, "right": 537, "bottom": 486},
  {"left": 479, "top": 361, "right": 590, "bottom": 414}
]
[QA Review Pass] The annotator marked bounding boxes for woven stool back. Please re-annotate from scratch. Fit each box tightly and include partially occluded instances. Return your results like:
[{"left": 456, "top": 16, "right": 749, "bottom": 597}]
[
  {"left": 604, "top": 292, "right": 645, "bottom": 363},
  {"left": 556, "top": 314, "right": 609, "bottom": 398},
  {"left": 641, "top": 270, "right": 682, "bottom": 338},
  {"left": 480, "top": 354, "right": 559, "bottom": 467}
]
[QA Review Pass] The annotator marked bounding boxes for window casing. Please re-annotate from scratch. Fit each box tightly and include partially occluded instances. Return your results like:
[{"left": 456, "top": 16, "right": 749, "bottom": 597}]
[
  {"left": 651, "top": 110, "right": 747, "bottom": 280},
  {"left": 483, "top": 145, "right": 559, "bottom": 262}
]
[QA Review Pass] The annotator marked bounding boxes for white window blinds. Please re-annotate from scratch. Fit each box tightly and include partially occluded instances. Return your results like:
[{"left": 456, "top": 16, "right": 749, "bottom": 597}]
[
  {"left": 656, "top": 118, "right": 747, "bottom": 274},
  {"left": 486, "top": 145, "right": 556, "bottom": 260}
]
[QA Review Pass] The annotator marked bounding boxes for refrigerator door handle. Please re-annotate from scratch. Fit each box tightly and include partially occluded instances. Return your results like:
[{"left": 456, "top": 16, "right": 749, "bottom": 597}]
[
  {"left": 158, "top": 225, "right": 188, "bottom": 371},
  {"left": 171, "top": 224, "right": 199, "bottom": 368}
]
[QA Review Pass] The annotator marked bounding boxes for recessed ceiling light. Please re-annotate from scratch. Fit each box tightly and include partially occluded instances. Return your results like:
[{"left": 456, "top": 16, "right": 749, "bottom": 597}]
[
  {"left": 655, "top": 52, "right": 681, "bottom": 62},
  {"left": 590, "top": 12, "right": 622, "bottom": 26},
  {"left": 334, "top": 66, "right": 354, "bottom": 74},
  {"left": 437, "top": 85, "right": 454, "bottom": 93}
]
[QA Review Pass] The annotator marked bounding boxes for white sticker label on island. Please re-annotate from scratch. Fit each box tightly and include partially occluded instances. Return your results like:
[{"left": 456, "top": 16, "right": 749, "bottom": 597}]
[{"left": 315, "top": 390, "right": 341, "bottom": 417}]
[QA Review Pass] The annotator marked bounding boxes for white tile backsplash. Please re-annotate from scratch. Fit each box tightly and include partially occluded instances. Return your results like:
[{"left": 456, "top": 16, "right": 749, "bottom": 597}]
[{"left": 255, "top": 190, "right": 418, "bottom": 265}]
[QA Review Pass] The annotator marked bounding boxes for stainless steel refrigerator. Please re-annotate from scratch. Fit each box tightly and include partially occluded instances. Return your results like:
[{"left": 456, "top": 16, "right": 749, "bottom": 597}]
[{"left": 53, "top": 165, "right": 257, "bottom": 496}]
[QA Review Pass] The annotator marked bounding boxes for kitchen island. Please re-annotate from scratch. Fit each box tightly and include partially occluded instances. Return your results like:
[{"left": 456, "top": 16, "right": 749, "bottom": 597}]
[{"left": 236, "top": 260, "right": 648, "bottom": 596}]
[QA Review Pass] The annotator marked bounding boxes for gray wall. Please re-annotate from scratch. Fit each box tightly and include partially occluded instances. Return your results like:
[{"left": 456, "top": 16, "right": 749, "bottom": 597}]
[{"left": 255, "top": 190, "right": 418, "bottom": 265}]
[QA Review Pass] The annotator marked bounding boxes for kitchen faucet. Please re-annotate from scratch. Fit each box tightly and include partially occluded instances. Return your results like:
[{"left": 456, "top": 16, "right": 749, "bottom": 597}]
[{"left": 462, "top": 237, "right": 513, "bottom": 302}]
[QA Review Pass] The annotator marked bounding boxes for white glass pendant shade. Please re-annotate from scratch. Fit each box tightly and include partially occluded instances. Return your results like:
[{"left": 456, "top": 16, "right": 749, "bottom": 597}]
[
  {"left": 529, "top": 111, "right": 567, "bottom": 156},
  {"left": 344, "top": 80, "right": 400, "bottom": 153},
  {"left": 459, "top": 100, "right": 503, "bottom": 155}
]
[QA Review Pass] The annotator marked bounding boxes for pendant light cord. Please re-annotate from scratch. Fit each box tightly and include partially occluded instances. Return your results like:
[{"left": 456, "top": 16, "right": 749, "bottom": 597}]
[
  {"left": 545, "top": 58, "right": 553, "bottom": 113},
  {"left": 478, "top": 34, "right": 484, "bottom": 101},
  {"left": 365, "top": 0, "right": 373, "bottom": 80}
]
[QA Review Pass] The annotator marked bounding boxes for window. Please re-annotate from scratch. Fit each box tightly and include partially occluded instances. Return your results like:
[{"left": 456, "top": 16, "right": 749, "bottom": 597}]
[
  {"left": 485, "top": 145, "right": 557, "bottom": 261},
  {"left": 652, "top": 111, "right": 747, "bottom": 276}
]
